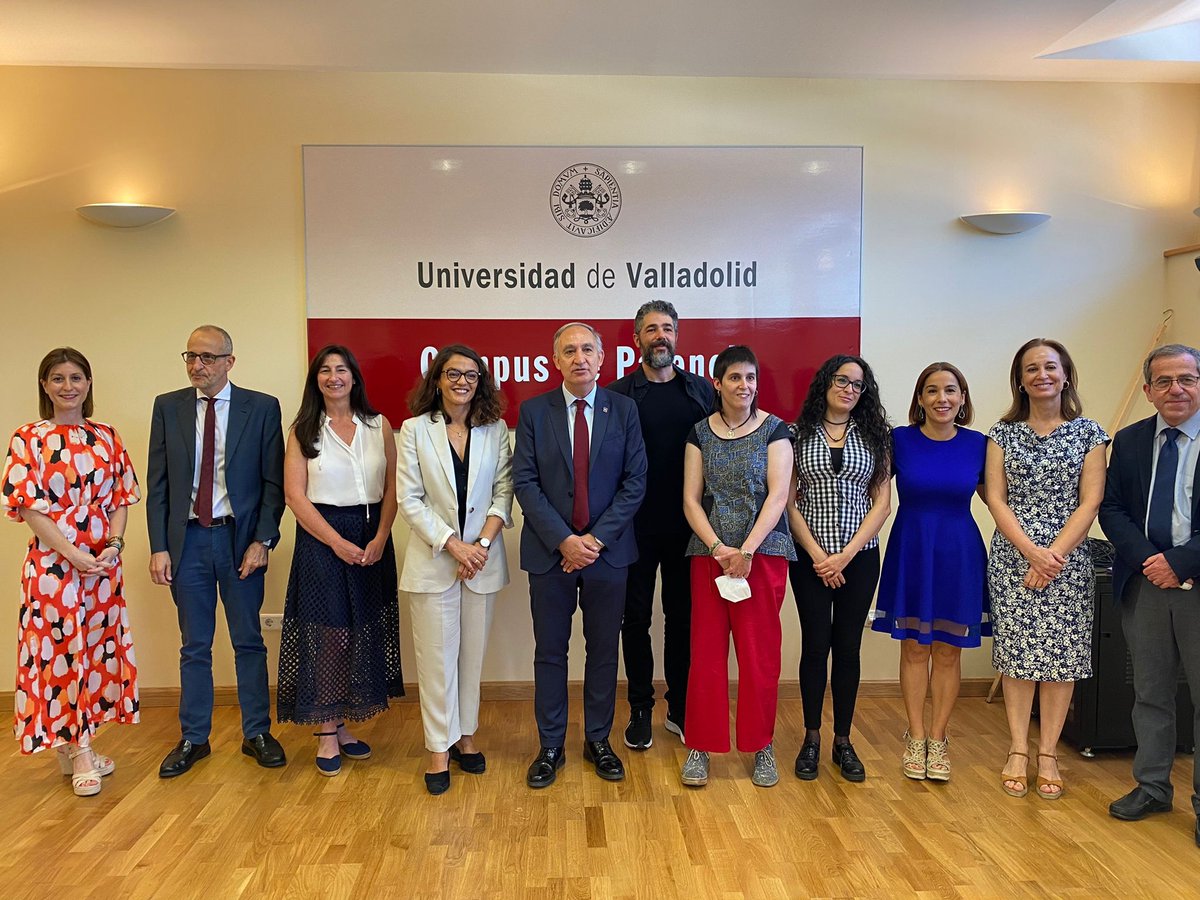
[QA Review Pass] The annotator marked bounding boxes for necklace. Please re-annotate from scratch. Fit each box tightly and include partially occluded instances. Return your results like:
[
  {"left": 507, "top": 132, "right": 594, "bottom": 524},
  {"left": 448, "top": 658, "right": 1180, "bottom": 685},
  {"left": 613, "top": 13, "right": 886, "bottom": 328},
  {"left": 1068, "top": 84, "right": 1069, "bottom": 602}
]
[
  {"left": 718, "top": 409, "right": 754, "bottom": 437},
  {"left": 821, "top": 420, "right": 848, "bottom": 444}
]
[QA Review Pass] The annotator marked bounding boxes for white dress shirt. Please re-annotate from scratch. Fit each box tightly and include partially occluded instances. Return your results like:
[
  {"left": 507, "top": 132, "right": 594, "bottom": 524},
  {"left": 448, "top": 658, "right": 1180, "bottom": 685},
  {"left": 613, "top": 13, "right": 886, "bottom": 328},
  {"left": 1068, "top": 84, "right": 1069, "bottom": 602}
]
[
  {"left": 191, "top": 382, "right": 232, "bottom": 519},
  {"left": 1146, "top": 409, "right": 1200, "bottom": 548},
  {"left": 306, "top": 414, "right": 387, "bottom": 507}
]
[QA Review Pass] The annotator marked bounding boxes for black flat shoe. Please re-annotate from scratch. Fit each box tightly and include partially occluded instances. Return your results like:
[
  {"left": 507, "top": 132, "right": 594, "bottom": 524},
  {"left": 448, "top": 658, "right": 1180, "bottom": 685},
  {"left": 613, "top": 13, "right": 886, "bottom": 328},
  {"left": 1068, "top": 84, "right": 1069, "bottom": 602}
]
[
  {"left": 526, "top": 746, "right": 566, "bottom": 789},
  {"left": 582, "top": 739, "right": 625, "bottom": 782},
  {"left": 832, "top": 741, "right": 866, "bottom": 782},
  {"left": 449, "top": 744, "right": 486, "bottom": 774},
  {"left": 425, "top": 770, "right": 450, "bottom": 795},
  {"left": 1108, "top": 786, "right": 1172, "bottom": 821},
  {"left": 794, "top": 741, "right": 819, "bottom": 781},
  {"left": 159, "top": 739, "right": 211, "bottom": 779},
  {"left": 242, "top": 732, "right": 287, "bottom": 768}
]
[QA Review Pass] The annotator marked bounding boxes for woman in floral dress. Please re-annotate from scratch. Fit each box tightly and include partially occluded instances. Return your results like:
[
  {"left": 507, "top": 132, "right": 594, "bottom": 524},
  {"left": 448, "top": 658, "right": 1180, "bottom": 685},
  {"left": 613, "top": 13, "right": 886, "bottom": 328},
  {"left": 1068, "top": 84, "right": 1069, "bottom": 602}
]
[
  {"left": 2, "top": 348, "right": 140, "bottom": 797},
  {"left": 986, "top": 338, "right": 1107, "bottom": 801}
]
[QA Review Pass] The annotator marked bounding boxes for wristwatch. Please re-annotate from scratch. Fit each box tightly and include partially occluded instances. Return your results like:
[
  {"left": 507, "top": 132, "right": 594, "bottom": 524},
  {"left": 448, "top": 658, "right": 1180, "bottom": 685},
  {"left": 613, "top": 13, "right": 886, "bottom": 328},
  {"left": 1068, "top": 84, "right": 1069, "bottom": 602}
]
[{"left": 479, "top": 537, "right": 492, "bottom": 549}]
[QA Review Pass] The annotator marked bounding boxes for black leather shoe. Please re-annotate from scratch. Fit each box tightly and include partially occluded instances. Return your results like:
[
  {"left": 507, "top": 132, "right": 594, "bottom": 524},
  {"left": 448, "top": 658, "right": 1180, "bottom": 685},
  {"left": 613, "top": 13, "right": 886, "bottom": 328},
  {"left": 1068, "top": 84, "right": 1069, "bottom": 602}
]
[
  {"left": 623, "top": 707, "right": 653, "bottom": 751},
  {"left": 795, "top": 740, "right": 820, "bottom": 781},
  {"left": 424, "top": 770, "right": 450, "bottom": 795},
  {"left": 1108, "top": 786, "right": 1172, "bottom": 821},
  {"left": 832, "top": 741, "right": 866, "bottom": 782},
  {"left": 583, "top": 739, "right": 625, "bottom": 782},
  {"left": 449, "top": 744, "right": 486, "bottom": 774},
  {"left": 241, "top": 732, "right": 287, "bottom": 768},
  {"left": 159, "top": 739, "right": 211, "bottom": 778},
  {"left": 526, "top": 746, "right": 566, "bottom": 788}
]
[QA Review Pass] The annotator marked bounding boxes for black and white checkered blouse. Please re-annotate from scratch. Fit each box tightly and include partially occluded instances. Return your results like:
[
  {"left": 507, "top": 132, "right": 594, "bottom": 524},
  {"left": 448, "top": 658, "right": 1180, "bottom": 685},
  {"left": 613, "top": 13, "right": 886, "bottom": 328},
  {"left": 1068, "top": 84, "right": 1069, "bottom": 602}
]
[{"left": 792, "top": 420, "right": 881, "bottom": 554}]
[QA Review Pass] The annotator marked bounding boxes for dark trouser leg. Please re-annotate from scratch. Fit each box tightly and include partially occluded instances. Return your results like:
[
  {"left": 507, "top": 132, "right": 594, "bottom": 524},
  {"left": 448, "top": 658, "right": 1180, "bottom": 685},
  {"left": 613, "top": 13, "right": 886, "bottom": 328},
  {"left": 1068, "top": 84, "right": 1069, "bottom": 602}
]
[
  {"left": 1122, "top": 577, "right": 1181, "bottom": 805},
  {"left": 829, "top": 548, "right": 881, "bottom": 736},
  {"left": 1166, "top": 580, "right": 1200, "bottom": 815},
  {"left": 659, "top": 529, "right": 693, "bottom": 725},
  {"left": 530, "top": 570, "right": 578, "bottom": 748},
  {"left": 580, "top": 563, "right": 628, "bottom": 742},
  {"left": 214, "top": 526, "right": 271, "bottom": 739},
  {"left": 171, "top": 524, "right": 218, "bottom": 744},
  {"left": 621, "top": 534, "right": 660, "bottom": 712},
  {"left": 791, "top": 548, "right": 833, "bottom": 732}
]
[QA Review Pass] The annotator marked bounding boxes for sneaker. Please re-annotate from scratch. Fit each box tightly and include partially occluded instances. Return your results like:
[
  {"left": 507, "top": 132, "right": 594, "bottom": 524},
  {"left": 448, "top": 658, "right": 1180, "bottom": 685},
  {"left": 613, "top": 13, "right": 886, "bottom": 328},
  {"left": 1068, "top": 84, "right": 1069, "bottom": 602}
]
[
  {"left": 664, "top": 715, "right": 685, "bottom": 744},
  {"left": 902, "top": 731, "right": 927, "bottom": 781},
  {"left": 752, "top": 742, "right": 779, "bottom": 787},
  {"left": 680, "top": 749, "right": 709, "bottom": 786},
  {"left": 623, "top": 708, "right": 653, "bottom": 751},
  {"left": 926, "top": 736, "right": 950, "bottom": 782}
]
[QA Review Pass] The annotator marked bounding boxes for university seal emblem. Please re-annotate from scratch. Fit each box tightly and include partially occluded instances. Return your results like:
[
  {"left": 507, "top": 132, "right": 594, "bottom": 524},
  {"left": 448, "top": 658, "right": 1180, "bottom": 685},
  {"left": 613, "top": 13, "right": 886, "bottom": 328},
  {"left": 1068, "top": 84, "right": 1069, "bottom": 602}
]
[{"left": 549, "top": 164, "right": 621, "bottom": 237}]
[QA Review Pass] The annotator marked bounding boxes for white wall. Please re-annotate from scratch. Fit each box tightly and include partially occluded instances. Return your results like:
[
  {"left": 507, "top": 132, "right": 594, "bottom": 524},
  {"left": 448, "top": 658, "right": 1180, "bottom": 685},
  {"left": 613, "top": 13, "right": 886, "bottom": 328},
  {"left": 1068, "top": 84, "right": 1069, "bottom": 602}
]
[{"left": 1, "top": 68, "right": 1198, "bottom": 692}]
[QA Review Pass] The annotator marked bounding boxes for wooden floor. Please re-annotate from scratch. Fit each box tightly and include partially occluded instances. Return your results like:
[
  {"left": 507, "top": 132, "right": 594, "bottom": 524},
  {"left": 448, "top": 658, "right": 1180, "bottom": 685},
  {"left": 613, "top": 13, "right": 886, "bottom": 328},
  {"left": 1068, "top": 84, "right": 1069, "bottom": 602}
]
[{"left": 1, "top": 697, "right": 1196, "bottom": 899}]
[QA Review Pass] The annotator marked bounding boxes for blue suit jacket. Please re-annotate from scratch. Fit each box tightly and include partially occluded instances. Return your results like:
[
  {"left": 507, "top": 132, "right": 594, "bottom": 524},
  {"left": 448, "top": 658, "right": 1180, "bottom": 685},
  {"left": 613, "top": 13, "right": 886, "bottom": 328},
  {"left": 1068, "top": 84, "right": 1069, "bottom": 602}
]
[
  {"left": 513, "top": 385, "right": 647, "bottom": 575},
  {"left": 1099, "top": 413, "right": 1200, "bottom": 602},
  {"left": 146, "top": 383, "right": 286, "bottom": 573}
]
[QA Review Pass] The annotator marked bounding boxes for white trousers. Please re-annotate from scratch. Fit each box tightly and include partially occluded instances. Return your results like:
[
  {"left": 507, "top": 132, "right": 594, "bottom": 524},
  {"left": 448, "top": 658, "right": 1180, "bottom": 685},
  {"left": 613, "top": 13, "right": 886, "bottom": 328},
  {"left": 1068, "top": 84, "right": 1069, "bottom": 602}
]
[{"left": 409, "top": 582, "right": 496, "bottom": 753}]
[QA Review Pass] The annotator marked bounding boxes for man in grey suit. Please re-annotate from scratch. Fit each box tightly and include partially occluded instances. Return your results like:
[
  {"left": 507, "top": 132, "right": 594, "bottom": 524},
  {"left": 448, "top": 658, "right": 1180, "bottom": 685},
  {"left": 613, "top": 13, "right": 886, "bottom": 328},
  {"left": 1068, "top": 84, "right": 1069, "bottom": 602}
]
[
  {"left": 513, "top": 322, "right": 647, "bottom": 788},
  {"left": 1099, "top": 343, "right": 1200, "bottom": 848},
  {"left": 147, "top": 325, "right": 287, "bottom": 777}
]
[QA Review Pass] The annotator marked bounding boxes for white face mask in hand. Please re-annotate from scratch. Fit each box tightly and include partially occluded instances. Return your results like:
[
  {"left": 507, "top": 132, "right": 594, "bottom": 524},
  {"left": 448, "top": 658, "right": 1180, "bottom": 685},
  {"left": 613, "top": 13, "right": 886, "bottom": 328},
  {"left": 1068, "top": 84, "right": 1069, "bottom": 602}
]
[{"left": 715, "top": 574, "right": 752, "bottom": 603}]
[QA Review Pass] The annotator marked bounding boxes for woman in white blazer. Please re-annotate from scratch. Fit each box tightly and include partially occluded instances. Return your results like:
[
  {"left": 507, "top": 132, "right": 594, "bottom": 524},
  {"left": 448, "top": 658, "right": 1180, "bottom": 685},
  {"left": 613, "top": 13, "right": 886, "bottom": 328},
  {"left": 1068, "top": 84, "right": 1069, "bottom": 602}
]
[{"left": 397, "top": 344, "right": 514, "bottom": 795}]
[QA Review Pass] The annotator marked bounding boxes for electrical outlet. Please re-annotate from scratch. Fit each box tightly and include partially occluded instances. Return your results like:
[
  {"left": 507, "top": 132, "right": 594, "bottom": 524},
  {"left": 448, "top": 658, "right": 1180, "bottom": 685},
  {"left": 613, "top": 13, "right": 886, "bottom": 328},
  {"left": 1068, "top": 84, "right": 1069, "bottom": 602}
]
[{"left": 260, "top": 613, "right": 283, "bottom": 631}]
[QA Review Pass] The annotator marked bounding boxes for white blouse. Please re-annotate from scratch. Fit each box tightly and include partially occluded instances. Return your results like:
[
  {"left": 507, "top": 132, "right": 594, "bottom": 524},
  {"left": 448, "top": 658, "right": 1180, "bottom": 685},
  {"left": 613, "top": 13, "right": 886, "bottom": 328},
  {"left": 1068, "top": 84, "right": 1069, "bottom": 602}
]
[{"left": 306, "top": 414, "right": 387, "bottom": 506}]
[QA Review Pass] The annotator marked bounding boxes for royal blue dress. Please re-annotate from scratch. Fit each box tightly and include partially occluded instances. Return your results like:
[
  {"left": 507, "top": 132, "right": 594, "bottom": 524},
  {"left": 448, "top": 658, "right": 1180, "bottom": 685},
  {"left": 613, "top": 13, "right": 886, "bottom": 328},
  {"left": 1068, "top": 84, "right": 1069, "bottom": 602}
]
[{"left": 872, "top": 425, "right": 990, "bottom": 647}]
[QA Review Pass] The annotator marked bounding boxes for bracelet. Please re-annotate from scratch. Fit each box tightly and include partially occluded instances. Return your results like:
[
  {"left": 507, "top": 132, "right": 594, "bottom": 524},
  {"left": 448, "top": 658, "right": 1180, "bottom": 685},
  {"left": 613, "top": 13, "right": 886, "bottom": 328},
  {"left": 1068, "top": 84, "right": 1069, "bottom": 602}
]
[
  {"left": 708, "top": 539, "right": 723, "bottom": 554},
  {"left": 105, "top": 536, "right": 125, "bottom": 553}
]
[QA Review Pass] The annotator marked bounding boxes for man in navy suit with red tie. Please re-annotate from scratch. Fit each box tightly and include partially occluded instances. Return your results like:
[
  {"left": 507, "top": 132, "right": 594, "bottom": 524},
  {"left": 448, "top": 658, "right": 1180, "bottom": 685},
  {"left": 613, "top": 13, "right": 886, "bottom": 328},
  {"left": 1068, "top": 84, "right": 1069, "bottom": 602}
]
[
  {"left": 147, "top": 325, "right": 287, "bottom": 777},
  {"left": 1100, "top": 343, "right": 1200, "bottom": 848},
  {"left": 513, "top": 322, "right": 647, "bottom": 788}
]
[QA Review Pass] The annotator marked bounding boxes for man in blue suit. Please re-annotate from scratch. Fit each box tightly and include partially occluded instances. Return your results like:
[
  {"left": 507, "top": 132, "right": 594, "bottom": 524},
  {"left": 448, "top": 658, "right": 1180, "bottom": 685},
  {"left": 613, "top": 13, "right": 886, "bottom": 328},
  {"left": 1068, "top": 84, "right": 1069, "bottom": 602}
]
[
  {"left": 147, "top": 325, "right": 287, "bottom": 777},
  {"left": 514, "top": 322, "right": 647, "bottom": 787},
  {"left": 1099, "top": 343, "right": 1200, "bottom": 848}
]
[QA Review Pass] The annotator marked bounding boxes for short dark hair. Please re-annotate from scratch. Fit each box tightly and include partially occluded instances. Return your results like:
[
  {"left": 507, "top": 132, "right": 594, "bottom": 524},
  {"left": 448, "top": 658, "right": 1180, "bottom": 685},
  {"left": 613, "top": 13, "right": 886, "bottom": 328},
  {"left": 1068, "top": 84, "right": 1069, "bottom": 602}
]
[
  {"left": 291, "top": 345, "right": 380, "bottom": 459},
  {"left": 407, "top": 344, "right": 505, "bottom": 426},
  {"left": 1143, "top": 343, "right": 1200, "bottom": 383},
  {"left": 908, "top": 362, "right": 974, "bottom": 426},
  {"left": 712, "top": 345, "right": 760, "bottom": 416},
  {"left": 38, "top": 347, "right": 94, "bottom": 420},
  {"left": 634, "top": 300, "right": 679, "bottom": 334},
  {"left": 1001, "top": 338, "right": 1082, "bottom": 423}
]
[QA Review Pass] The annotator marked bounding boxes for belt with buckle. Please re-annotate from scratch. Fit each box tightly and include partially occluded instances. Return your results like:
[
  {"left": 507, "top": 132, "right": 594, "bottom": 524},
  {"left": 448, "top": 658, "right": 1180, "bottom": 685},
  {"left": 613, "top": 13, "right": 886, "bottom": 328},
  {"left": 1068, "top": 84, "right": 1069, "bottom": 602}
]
[{"left": 191, "top": 515, "right": 235, "bottom": 528}]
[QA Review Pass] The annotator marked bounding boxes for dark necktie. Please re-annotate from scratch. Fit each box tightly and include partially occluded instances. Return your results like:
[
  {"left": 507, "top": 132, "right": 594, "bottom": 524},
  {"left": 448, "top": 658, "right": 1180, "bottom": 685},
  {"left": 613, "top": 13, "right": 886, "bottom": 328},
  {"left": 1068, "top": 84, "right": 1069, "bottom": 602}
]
[
  {"left": 1147, "top": 427, "right": 1181, "bottom": 552},
  {"left": 572, "top": 398, "right": 590, "bottom": 532},
  {"left": 195, "top": 397, "right": 216, "bottom": 526}
]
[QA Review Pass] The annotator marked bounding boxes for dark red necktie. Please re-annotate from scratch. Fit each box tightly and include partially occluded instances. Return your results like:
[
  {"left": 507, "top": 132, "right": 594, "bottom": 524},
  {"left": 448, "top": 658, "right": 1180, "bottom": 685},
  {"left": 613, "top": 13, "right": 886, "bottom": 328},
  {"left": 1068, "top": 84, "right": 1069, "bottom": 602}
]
[
  {"left": 195, "top": 397, "right": 216, "bottom": 526},
  {"left": 572, "top": 398, "right": 590, "bottom": 532}
]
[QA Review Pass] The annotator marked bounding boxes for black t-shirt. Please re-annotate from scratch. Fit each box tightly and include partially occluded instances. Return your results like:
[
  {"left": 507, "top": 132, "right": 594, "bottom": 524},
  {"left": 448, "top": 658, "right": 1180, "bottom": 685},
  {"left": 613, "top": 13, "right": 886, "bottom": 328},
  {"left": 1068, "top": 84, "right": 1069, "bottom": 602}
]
[{"left": 636, "top": 375, "right": 699, "bottom": 528}]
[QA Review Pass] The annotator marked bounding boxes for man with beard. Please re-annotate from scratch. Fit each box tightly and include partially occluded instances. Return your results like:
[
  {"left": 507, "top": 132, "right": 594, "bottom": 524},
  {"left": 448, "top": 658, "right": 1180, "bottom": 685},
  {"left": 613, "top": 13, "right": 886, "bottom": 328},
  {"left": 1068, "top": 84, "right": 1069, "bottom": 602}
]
[{"left": 608, "top": 301, "right": 716, "bottom": 749}]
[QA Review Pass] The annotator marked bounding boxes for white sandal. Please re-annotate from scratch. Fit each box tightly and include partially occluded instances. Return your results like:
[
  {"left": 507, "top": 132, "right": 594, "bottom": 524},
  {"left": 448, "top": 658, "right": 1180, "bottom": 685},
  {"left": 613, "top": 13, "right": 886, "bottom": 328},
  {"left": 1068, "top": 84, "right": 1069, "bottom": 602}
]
[
  {"left": 60, "top": 747, "right": 102, "bottom": 797},
  {"left": 901, "top": 731, "right": 927, "bottom": 780},
  {"left": 56, "top": 747, "right": 115, "bottom": 778}
]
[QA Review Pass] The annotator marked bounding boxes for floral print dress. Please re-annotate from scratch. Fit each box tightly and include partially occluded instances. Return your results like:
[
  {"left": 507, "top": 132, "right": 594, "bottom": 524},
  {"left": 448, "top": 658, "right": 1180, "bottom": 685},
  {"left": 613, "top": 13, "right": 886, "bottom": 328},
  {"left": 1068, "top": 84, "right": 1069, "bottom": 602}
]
[
  {"left": 2, "top": 420, "right": 141, "bottom": 754},
  {"left": 987, "top": 417, "right": 1108, "bottom": 681}
]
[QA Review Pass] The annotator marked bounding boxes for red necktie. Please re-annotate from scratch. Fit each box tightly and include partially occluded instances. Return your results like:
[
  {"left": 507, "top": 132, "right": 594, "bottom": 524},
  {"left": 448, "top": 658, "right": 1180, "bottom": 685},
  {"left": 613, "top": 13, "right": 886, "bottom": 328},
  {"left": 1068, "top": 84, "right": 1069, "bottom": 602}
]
[
  {"left": 195, "top": 397, "right": 216, "bottom": 526},
  {"left": 572, "top": 398, "right": 590, "bottom": 532}
]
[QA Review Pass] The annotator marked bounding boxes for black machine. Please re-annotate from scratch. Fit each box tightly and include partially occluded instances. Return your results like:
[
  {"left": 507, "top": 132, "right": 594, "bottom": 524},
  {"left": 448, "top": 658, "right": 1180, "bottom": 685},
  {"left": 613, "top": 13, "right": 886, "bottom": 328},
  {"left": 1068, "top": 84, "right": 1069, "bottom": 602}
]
[{"left": 1062, "top": 539, "right": 1195, "bottom": 757}]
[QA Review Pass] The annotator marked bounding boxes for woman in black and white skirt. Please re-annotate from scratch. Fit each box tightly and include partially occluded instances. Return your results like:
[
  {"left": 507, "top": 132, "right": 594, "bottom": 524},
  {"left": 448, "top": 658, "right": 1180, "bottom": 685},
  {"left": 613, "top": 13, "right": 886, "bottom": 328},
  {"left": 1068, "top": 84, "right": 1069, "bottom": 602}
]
[{"left": 277, "top": 344, "right": 404, "bottom": 776}]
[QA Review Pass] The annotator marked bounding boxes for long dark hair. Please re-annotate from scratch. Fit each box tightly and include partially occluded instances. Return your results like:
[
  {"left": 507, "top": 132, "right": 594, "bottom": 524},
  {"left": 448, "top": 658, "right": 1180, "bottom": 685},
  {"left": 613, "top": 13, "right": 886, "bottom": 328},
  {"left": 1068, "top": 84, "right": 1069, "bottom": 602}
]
[
  {"left": 1000, "top": 337, "right": 1083, "bottom": 423},
  {"left": 292, "top": 345, "right": 380, "bottom": 459},
  {"left": 712, "top": 345, "right": 760, "bottom": 416},
  {"left": 407, "top": 344, "right": 504, "bottom": 426},
  {"left": 38, "top": 347, "right": 94, "bottom": 420},
  {"left": 794, "top": 354, "right": 890, "bottom": 493}
]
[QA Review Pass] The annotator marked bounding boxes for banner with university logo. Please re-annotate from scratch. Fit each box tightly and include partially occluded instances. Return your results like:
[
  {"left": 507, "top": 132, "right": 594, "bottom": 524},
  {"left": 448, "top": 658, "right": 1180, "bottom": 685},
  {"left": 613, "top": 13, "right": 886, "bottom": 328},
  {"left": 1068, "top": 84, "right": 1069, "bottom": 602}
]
[{"left": 303, "top": 146, "right": 862, "bottom": 425}]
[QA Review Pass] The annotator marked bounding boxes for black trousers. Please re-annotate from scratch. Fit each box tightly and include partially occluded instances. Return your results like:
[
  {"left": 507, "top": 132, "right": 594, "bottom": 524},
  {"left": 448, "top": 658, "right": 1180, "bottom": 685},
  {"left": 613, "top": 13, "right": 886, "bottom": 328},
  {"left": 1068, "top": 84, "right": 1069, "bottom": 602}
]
[
  {"left": 530, "top": 563, "right": 628, "bottom": 747},
  {"left": 790, "top": 545, "right": 881, "bottom": 735},
  {"left": 620, "top": 524, "right": 692, "bottom": 723}
]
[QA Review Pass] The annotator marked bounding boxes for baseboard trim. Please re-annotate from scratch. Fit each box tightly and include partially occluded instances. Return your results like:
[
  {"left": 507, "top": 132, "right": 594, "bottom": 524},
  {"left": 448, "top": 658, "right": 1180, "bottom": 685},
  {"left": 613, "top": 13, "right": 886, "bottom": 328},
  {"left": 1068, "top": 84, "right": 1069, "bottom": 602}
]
[{"left": 2, "top": 678, "right": 997, "bottom": 709}]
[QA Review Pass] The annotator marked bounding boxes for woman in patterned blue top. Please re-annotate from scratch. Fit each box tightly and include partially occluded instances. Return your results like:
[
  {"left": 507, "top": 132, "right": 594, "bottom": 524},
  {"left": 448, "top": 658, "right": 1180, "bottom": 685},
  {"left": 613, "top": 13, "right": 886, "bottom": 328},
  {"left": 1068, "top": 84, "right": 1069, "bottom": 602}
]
[
  {"left": 986, "top": 338, "right": 1108, "bottom": 801},
  {"left": 873, "top": 362, "right": 989, "bottom": 783}
]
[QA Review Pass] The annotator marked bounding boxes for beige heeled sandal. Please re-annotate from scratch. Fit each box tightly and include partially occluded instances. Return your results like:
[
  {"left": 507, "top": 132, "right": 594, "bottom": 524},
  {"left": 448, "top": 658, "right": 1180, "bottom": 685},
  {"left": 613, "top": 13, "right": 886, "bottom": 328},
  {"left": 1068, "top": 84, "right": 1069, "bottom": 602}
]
[
  {"left": 59, "top": 747, "right": 102, "bottom": 797},
  {"left": 56, "top": 747, "right": 115, "bottom": 778},
  {"left": 901, "top": 732, "right": 927, "bottom": 780},
  {"left": 1036, "top": 752, "right": 1064, "bottom": 800},
  {"left": 926, "top": 736, "right": 950, "bottom": 782},
  {"left": 1001, "top": 750, "right": 1029, "bottom": 798}
]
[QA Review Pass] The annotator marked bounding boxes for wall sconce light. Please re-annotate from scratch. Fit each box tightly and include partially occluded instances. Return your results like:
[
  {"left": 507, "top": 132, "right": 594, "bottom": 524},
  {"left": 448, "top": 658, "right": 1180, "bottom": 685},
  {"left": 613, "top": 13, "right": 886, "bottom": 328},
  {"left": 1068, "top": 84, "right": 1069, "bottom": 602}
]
[
  {"left": 959, "top": 212, "right": 1051, "bottom": 234},
  {"left": 77, "top": 203, "right": 176, "bottom": 228}
]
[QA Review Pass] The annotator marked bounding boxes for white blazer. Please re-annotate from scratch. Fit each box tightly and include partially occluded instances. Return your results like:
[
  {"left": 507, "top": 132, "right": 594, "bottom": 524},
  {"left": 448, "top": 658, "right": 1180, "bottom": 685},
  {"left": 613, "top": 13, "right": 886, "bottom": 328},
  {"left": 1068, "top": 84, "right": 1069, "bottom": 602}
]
[{"left": 397, "top": 413, "right": 514, "bottom": 594}]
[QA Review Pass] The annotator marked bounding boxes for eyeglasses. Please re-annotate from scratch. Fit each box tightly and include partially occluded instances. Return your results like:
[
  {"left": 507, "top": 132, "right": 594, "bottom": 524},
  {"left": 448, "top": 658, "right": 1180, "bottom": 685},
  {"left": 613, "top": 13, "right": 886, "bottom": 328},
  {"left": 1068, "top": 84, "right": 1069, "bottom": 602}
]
[
  {"left": 1150, "top": 374, "right": 1199, "bottom": 392},
  {"left": 832, "top": 374, "right": 866, "bottom": 393},
  {"left": 444, "top": 369, "right": 480, "bottom": 384},
  {"left": 182, "top": 352, "right": 232, "bottom": 366}
]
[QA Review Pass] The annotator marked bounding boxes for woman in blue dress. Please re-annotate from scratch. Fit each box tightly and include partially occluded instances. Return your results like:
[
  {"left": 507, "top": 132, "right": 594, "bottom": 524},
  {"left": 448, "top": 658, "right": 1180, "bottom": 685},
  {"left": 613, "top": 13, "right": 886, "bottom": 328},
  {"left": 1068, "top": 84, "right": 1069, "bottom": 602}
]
[{"left": 873, "top": 362, "right": 988, "bottom": 782}]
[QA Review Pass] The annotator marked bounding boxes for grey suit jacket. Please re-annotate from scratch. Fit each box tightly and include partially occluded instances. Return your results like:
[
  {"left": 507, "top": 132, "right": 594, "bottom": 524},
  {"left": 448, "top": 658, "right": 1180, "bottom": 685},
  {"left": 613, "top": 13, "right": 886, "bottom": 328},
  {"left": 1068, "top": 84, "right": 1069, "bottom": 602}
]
[{"left": 146, "top": 383, "right": 286, "bottom": 573}]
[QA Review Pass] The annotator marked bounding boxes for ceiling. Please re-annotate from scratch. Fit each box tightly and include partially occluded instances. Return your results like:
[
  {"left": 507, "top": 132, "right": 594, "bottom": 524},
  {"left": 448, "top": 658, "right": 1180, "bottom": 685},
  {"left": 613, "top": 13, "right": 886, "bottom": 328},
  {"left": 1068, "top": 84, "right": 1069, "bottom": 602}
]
[{"left": 2, "top": 0, "right": 1199, "bottom": 82}]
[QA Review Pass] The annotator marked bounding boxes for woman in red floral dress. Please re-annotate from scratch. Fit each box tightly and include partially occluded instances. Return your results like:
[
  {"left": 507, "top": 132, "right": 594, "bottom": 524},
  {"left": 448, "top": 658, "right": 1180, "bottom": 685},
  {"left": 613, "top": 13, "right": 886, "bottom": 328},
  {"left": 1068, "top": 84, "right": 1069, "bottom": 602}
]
[{"left": 2, "top": 348, "right": 140, "bottom": 796}]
